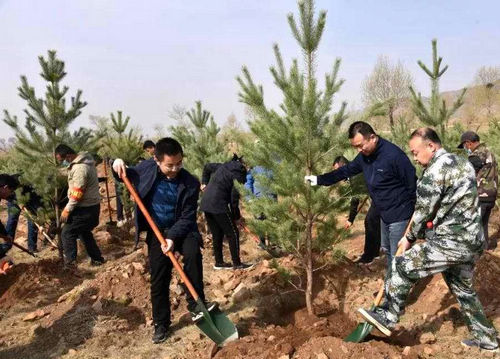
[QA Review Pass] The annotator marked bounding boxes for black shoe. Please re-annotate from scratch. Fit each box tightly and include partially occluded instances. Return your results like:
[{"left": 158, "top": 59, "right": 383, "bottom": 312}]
[
  {"left": 213, "top": 262, "right": 232, "bottom": 270},
  {"left": 358, "top": 307, "right": 395, "bottom": 336},
  {"left": 233, "top": 263, "right": 254, "bottom": 270},
  {"left": 152, "top": 324, "right": 169, "bottom": 344},
  {"left": 354, "top": 256, "right": 373, "bottom": 264},
  {"left": 461, "top": 338, "right": 499, "bottom": 352},
  {"left": 189, "top": 301, "right": 218, "bottom": 322},
  {"left": 90, "top": 258, "right": 106, "bottom": 266}
]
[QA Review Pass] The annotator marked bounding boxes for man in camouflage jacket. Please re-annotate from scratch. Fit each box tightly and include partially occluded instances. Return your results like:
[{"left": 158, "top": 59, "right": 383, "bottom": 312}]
[
  {"left": 458, "top": 130, "right": 498, "bottom": 249},
  {"left": 358, "top": 128, "right": 498, "bottom": 352},
  {"left": 56, "top": 144, "right": 105, "bottom": 267}
]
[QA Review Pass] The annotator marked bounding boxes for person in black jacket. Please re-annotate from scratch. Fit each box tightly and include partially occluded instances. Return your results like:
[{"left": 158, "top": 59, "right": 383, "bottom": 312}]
[
  {"left": 200, "top": 155, "right": 253, "bottom": 270},
  {"left": 112, "top": 138, "right": 216, "bottom": 344},
  {"left": 0, "top": 174, "right": 19, "bottom": 257},
  {"left": 333, "top": 156, "right": 381, "bottom": 264}
]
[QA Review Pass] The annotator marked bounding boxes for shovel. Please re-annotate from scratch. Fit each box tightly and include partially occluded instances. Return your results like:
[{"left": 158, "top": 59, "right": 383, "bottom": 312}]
[
  {"left": 344, "top": 216, "right": 413, "bottom": 343},
  {"left": 103, "top": 158, "right": 116, "bottom": 225},
  {"left": 121, "top": 175, "right": 239, "bottom": 346}
]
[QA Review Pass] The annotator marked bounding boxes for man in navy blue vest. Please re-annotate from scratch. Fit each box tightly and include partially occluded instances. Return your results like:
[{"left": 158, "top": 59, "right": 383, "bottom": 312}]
[
  {"left": 112, "top": 138, "right": 215, "bottom": 344},
  {"left": 305, "top": 121, "right": 416, "bottom": 271}
]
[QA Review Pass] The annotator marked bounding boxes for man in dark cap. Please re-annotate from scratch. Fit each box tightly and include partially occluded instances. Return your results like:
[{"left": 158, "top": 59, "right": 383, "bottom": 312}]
[{"left": 458, "top": 131, "right": 498, "bottom": 250}]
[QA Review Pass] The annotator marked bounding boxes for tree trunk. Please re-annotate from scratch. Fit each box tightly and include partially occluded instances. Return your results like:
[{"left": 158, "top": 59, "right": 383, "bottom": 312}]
[
  {"left": 53, "top": 145, "right": 64, "bottom": 262},
  {"left": 305, "top": 217, "right": 314, "bottom": 315}
]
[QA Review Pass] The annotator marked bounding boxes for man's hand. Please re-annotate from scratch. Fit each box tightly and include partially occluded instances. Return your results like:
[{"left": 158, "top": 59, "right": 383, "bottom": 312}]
[
  {"left": 397, "top": 237, "right": 412, "bottom": 254},
  {"left": 344, "top": 220, "right": 353, "bottom": 230},
  {"left": 200, "top": 184, "right": 207, "bottom": 192},
  {"left": 60, "top": 208, "right": 70, "bottom": 223},
  {"left": 112, "top": 159, "right": 127, "bottom": 178},
  {"left": 161, "top": 239, "right": 174, "bottom": 256},
  {"left": 304, "top": 175, "right": 318, "bottom": 186}
]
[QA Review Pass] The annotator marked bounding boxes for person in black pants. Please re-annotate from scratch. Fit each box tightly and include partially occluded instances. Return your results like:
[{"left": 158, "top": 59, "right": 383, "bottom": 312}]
[
  {"left": 112, "top": 137, "right": 215, "bottom": 344},
  {"left": 200, "top": 155, "right": 252, "bottom": 270},
  {"left": 333, "top": 156, "right": 381, "bottom": 264}
]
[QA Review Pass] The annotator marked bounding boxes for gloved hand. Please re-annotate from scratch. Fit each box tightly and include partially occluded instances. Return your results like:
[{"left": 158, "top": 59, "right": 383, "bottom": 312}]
[
  {"left": 112, "top": 159, "right": 127, "bottom": 178},
  {"left": 304, "top": 175, "right": 318, "bottom": 186}
]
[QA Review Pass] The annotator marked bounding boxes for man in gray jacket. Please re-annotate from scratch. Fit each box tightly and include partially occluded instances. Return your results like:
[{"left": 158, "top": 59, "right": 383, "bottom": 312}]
[{"left": 56, "top": 144, "right": 104, "bottom": 267}]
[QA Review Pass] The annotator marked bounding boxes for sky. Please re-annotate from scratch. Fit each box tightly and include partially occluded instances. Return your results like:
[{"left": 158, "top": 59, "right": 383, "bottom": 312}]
[{"left": 0, "top": 0, "right": 499, "bottom": 138}]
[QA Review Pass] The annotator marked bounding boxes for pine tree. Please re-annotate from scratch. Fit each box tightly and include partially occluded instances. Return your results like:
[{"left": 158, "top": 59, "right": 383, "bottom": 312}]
[
  {"left": 409, "top": 39, "right": 466, "bottom": 148},
  {"left": 169, "top": 101, "right": 226, "bottom": 179},
  {"left": 237, "top": 0, "right": 348, "bottom": 315},
  {"left": 3, "top": 50, "right": 87, "bottom": 259}
]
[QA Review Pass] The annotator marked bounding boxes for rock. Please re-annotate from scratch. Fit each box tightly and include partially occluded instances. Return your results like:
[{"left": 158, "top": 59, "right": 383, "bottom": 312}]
[
  {"left": 174, "top": 284, "right": 185, "bottom": 296},
  {"left": 267, "top": 335, "right": 276, "bottom": 342},
  {"left": 131, "top": 262, "right": 145, "bottom": 273},
  {"left": 146, "top": 319, "right": 153, "bottom": 326},
  {"left": 419, "top": 332, "right": 436, "bottom": 344},
  {"left": 278, "top": 356, "right": 289, "bottom": 359},
  {"left": 340, "top": 345, "right": 348, "bottom": 354},
  {"left": 402, "top": 346, "right": 411, "bottom": 356},
  {"left": 224, "top": 278, "right": 241, "bottom": 291},
  {"left": 423, "top": 347, "right": 433, "bottom": 355},
  {"left": 92, "top": 299, "right": 104, "bottom": 314},
  {"left": 90, "top": 295, "right": 98, "bottom": 300},
  {"left": 316, "top": 353, "right": 329, "bottom": 359},
  {"left": 23, "top": 309, "right": 48, "bottom": 322},
  {"left": 232, "top": 283, "right": 251, "bottom": 303},
  {"left": 122, "top": 272, "right": 129, "bottom": 279},
  {"left": 68, "top": 349, "right": 77, "bottom": 355},
  {"left": 57, "top": 292, "right": 70, "bottom": 303}
]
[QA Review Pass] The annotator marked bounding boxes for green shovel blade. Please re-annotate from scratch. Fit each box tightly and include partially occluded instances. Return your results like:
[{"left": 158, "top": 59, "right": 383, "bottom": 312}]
[
  {"left": 344, "top": 305, "right": 375, "bottom": 343},
  {"left": 194, "top": 299, "right": 239, "bottom": 346},
  {"left": 344, "top": 322, "right": 374, "bottom": 343}
]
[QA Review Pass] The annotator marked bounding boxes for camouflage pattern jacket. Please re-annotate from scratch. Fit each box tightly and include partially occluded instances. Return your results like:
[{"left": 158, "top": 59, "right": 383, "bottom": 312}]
[
  {"left": 406, "top": 148, "right": 484, "bottom": 254},
  {"left": 64, "top": 152, "right": 101, "bottom": 213},
  {"left": 469, "top": 143, "right": 498, "bottom": 203}
]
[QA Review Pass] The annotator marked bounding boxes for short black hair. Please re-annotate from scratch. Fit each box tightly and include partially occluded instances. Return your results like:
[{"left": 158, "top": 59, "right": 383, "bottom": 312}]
[
  {"left": 0, "top": 174, "right": 20, "bottom": 190},
  {"left": 410, "top": 127, "right": 442, "bottom": 145},
  {"left": 348, "top": 121, "right": 376, "bottom": 139},
  {"left": 55, "top": 144, "right": 76, "bottom": 157},
  {"left": 155, "top": 137, "right": 183, "bottom": 160},
  {"left": 143, "top": 140, "right": 156, "bottom": 150},
  {"left": 333, "top": 155, "right": 349, "bottom": 166}
]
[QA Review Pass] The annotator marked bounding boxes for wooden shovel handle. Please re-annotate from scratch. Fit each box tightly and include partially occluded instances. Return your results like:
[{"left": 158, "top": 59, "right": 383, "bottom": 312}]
[
  {"left": 122, "top": 175, "right": 200, "bottom": 301},
  {"left": 372, "top": 215, "right": 414, "bottom": 307},
  {"left": 103, "top": 159, "right": 113, "bottom": 223}
]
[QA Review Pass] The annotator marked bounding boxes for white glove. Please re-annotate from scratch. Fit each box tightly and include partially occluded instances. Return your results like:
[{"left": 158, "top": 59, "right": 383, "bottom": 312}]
[
  {"left": 304, "top": 175, "right": 318, "bottom": 186},
  {"left": 112, "top": 158, "right": 127, "bottom": 178},
  {"left": 161, "top": 239, "right": 174, "bottom": 255}
]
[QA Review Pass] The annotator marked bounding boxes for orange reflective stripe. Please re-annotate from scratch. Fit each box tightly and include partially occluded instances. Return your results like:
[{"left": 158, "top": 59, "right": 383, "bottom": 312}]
[{"left": 69, "top": 187, "right": 84, "bottom": 201}]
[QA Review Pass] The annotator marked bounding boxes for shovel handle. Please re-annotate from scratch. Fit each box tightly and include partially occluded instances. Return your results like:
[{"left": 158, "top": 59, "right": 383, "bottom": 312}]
[
  {"left": 21, "top": 208, "right": 59, "bottom": 250},
  {"left": 242, "top": 225, "right": 261, "bottom": 245},
  {"left": 121, "top": 175, "right": 200, "bottom": 301},
  {"left": 372, "top": 215, "right": 414, "bottom": 307},
  {"left": 103, "top": 158, "right": 114, "bottom": 223}
]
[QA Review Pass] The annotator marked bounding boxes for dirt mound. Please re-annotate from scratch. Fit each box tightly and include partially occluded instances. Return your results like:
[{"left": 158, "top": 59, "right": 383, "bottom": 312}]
[{"left": 0, "top": 258, "right": 81, "bottom": 309}]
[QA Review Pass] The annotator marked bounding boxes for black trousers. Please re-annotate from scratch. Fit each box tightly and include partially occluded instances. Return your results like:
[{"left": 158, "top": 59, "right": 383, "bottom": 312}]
[
  {"left": 480, "top": 201, "right": 496, "bottom": 249},
  {"left": 204, "top": 212, "right": 241, "bottom": 265},
  {"left": 146, "top": 230, "right": 205, "bottom": 327},
  {"left": 361, "top": 204, "right": 381, "bottom": 261},
  {"left": 62, "top": 204, "right": 103, "bottom": 263}
]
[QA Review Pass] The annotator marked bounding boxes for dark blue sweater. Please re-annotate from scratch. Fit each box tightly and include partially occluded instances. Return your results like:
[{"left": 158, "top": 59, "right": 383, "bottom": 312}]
[
  {"left": 113, "top": 158, "right": 200, "bottom": 239},
  {"left": 317, "top": 137, "right": 416, "bottom": 224}
]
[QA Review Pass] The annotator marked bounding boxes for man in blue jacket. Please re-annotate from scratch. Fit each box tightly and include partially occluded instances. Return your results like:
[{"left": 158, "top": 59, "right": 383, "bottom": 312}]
[
  {"left": 305, "top": 121, "right": 416, "bottom": 270},
  {"left": 112, "top": 138, "right": 215, "bottom": 344}
]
